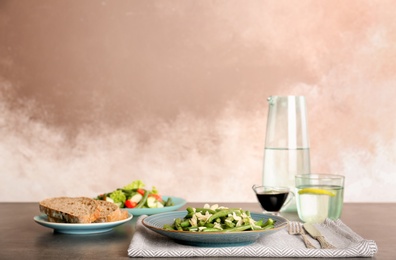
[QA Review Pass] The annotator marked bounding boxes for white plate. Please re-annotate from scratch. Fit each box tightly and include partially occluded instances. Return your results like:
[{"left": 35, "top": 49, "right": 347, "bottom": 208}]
[{"left": 34, "top": 213, "right": 133, "bottom": 234}]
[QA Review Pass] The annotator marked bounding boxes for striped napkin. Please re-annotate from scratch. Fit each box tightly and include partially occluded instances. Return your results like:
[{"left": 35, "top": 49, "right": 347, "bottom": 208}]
[{"left": 128, "top": 216, "right": 377, "bottom": 258}]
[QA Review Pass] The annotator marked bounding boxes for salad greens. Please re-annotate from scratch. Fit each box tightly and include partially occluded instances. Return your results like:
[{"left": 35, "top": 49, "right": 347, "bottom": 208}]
[
  {"left": 123, "top": 180, "right": 145, "bottom": 190},
  {"left": 95, "top": 180, "right": 174, "bottom": 209},
  {"left": 109, "top": 189, "right": 126, "bottom": 205},
  {"left": 163, "top": 204, "right": 276, "bottom": 232}
]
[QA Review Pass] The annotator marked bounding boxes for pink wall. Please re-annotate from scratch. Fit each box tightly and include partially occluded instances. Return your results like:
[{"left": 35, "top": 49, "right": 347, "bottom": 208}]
[{"left": 1, "top": 0, "right": 395, "bottom": 202}]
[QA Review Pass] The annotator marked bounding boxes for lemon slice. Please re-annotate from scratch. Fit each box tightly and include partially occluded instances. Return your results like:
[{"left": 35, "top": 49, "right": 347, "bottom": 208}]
[{"left": 298, "top": 188, "right": 336, "bottom": 196}]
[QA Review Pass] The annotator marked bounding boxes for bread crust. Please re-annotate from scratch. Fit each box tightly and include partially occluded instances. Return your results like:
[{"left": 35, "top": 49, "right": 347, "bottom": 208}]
[
  {"left": 93, "top": 200, "right": 122, "bottom": 223},
  {"left": 119, "top": 209, "right": 129, "bottom": 221},
  {"left": 39, "top": 197, "right": 100, "bottom": 223}
]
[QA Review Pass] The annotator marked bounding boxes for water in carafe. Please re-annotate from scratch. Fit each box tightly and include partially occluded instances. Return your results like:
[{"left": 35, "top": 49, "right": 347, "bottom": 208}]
[
  {"left": 263, "top": 148, "right": 310, "bottom": 187},
  {"left": 262, "top": 96, "right": 311, "bottom": 212}
]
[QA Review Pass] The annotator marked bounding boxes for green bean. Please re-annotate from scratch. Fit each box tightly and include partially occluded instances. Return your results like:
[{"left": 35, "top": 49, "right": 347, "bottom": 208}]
[
  {"left": 205, "top": 223, "right": 215, "bottom": 228},
  {"left": 136, "top": 190, "right": 149, "bottom": 208},
  {"left": 185, "top": 207, "right": 216, "bottom": 218},
  {"left": 224, "top": 220, "right": 235, "bottom": 228},
  {"left": 186, "top": 207, "right": 195, "bottom": 214},
  {"left": 180, "top": 220, "right": 190, "bottom": 228},
  {"left": 261, "top": 218, "right": 274, "bottom": 228},
  {"left": 174, "top": 218, "right": 183, "bottom": 231},
  {"left": 261, "top": 224, "right": 275, "bottom": 230},
  {"left": 255, "top": 219, "right": 264, "bottom": 226},
  {"left": 207, "top": 209, "right": 240, "bottom": 223},
  {"left": 185, "top": 207, "right": 196, "bottom": 218},
  {"left": 198, "top": 220, "right": 206, "bottom": 226},
  {"left": 120, "top": 188, "right": 137, "bottom": 194},
  {"left": 222, "top": 224, "right": 253, "bottom": 232},
  {"left": 188, "top": 227, "right": 198, "bottom": 232},
  {"left": 165, "top": 197, "right": 174, "bottom": 206},
  {"left": 163, "top": 224, "right": 174, "bottom": 231},
  {"left": 202, "top": 228, "right": 222, "bottom": 232}
]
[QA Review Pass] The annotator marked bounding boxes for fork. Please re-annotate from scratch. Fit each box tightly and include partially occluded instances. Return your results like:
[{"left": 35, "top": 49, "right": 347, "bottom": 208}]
[{"left": 288, "top": 222, "right": 316, "bottom": 249}]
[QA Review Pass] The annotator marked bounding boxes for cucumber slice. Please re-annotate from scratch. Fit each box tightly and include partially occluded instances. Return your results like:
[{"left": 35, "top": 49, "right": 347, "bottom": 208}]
[
  {"left": 130, "top": 193, "right": 143, "bottom": 203},
  {"left": 105, "top": 197, "right": 114, "bottom": 203},
  {"left": 147, "top": 197, "right": 158, "bottom": 208},
  {"left": 156, "top": 201, "right": 164, "bottom": 208}
]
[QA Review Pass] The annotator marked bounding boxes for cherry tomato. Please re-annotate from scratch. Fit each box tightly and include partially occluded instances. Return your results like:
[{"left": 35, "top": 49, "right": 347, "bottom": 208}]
[
  {"left": 125, "top": 200, "right": 137, "bottom": 208},
  {"left": 137, "top": 189, "right": 145, "bottom": 195}
]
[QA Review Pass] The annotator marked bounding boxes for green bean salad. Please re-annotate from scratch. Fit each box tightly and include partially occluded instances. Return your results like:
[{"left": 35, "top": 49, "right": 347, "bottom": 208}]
[{"left": 163, "top": 204, "right": 276, "bottom": 232}]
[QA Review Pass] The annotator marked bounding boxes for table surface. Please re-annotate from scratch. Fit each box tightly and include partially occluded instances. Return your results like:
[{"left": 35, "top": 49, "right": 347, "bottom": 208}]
[{"left": 0, "top": 202, "right": 394, "bottom": 259}]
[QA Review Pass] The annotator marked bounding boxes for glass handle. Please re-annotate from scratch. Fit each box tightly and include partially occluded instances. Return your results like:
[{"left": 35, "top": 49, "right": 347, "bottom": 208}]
[{"left": 281, "top": 191, "right": 295, "bottom": 210}]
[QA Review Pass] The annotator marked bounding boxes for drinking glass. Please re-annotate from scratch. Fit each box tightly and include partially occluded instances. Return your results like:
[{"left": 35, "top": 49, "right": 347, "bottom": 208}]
[
  {"left": 262, "top": 96, "right": 311, "bottom": 212},
  {"left": 295, "top": 174, "right": 345, "bottom": 223},
  {"left": 252, "top": 184, "right": 295, "bottom": 216}
]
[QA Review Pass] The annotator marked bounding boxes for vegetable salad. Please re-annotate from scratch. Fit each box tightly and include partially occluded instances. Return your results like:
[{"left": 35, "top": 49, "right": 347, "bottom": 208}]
[
  {"left": 163, "top": 204, "right": 276, "bottom": 232},
  {"left": 95, "top": 180, "right": 174, "bottom": 209}
]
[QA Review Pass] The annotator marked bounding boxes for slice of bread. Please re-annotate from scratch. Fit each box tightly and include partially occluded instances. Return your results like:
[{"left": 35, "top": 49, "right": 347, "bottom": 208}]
[
  {"left": 119, "top": 209, "right": 129, "bottom": 220},
  {"left": 39, "top": 197, "right": 100, "bottom": 223},
  {"left": 93, "top": 200, "right": 124, "bottom": 223},
  {"left": 47, "top": 216, "right": 66, "bottom": 223}
]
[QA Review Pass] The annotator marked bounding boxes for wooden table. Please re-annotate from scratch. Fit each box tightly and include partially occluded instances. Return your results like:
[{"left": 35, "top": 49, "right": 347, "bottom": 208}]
[{"left": 0, "top": 202, "right": 394, "bottom": 259}]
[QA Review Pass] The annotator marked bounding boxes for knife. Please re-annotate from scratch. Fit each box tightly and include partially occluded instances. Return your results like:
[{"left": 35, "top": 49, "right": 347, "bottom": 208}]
[{"left": 303, "top": 223, "right": 335, "bottom": 249}]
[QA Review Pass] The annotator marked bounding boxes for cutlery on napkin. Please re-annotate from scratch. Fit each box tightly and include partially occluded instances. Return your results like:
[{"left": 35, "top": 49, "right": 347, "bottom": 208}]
[
  {"left": 288, "top": 222, "right": 316, "bottom": 249},
  {"left": 303, "top": 223, "right": 335, "bottom": 249}
]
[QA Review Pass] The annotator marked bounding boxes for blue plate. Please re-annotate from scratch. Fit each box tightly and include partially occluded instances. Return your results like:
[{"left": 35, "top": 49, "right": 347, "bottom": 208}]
[
  {"left": 125, "top": 196, "right": 186, "bottom": 216},
  {"left": 142, "top": 211, "right": 288, "bottom": 247},
  {"left": 34, "top": 213, "right": 133, "bottom": 234}
]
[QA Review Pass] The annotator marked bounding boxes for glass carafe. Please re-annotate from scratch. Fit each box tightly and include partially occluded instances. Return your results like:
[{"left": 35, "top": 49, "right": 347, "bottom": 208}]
[{"left": 262, "top": 96, "right": 311, "bottom": 212}]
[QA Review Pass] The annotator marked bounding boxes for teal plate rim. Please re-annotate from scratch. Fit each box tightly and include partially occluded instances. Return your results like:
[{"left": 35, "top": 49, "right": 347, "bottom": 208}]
[
  {"left": 33, "top": 213, "right": 133, "bottom": 234},
  {"left": 124, "top": 196, "right": 187, "bottom": 216}
]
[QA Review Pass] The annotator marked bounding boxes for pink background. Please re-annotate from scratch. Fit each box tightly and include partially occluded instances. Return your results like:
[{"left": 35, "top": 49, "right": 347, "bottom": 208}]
[{"left": 1, "top": 0, "right": 395, "bottom": 202}]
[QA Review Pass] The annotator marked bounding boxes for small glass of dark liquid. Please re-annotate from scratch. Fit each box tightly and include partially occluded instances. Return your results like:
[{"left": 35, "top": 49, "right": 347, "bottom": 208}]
[{"left": 252, "top": 185, "right": 294, "bottom": 215}]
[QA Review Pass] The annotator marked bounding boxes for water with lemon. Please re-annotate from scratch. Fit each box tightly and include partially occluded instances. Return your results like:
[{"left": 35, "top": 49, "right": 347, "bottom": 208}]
[{"left": 296, "top": 185, "right": 344, "bottom": 223}]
